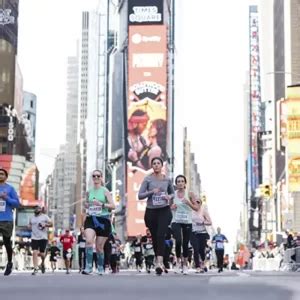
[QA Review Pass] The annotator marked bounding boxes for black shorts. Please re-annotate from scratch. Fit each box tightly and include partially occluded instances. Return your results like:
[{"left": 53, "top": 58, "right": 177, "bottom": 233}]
[
  {"left": 63, "top": 250, "right": 73, "bottom": 260},
  {"left": 84, "top": 216, "right": 111, "bottom": 237},
  {"left": 31, "top": 239, "right": 48, "bottom": 252},
  {"left": 0, "top": 221, "right": 13, "bottom": 238},
  {"left": 50, "top": 256, "right": 58, "bottom": 262}
]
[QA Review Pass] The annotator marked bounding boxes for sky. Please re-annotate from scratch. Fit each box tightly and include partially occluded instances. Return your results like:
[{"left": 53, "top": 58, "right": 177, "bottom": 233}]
[{"left": 18, "top": 0, "right": 250, "bottom": 252}]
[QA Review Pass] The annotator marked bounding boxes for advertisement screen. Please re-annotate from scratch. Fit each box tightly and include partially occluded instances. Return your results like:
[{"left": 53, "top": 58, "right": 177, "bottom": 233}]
[
  {"left": 126, "top": 25, "right": 168, "bottom": 237},
  {"left": 128, "top": 0, "right": 163, "bottom": 25},
  {"left": 286, "top": 86, "right": 300, "bottom": 192}
]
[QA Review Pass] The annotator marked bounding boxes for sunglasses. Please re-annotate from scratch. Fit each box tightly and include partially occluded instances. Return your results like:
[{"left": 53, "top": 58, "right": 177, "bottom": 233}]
[{"left": 92, "top": 174, "right": 102, "bottom": 178}]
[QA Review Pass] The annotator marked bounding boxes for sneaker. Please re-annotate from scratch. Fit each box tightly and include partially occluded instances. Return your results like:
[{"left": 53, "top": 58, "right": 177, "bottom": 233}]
[
  {"left": 66, "top": 270, "right": 70, "bottom": 274},
  {"left": 182, "top": 265, "right": 188, "bottom": 275},
  {"left": 173, "top": 265, "right": 181, "bottom": 274},
  {"left": 164, "top": 267, "right": 168, "bottom": 274},
  {"left": 82, "top": 268, "right": 93, "bottom": 275},
  {"left": 4, "top": 262, "right": 13, "bottom": 276},
  {"left": 97, "top": 266, "right": 104, "bottom": 276},
  {"left": 155, "top": 266, "right": 163, "bottom": 276},
  {"left": 195, "top": 267, "right": 201, "bottom": 274},
  {"left": 32, "top": 268, "right": 38, "bottom": 275}
]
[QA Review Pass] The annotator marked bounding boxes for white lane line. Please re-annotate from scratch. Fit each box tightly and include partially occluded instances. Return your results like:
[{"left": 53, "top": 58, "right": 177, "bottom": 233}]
[{"left": 237, "top": 272, "right": 251, "bottom": 277}]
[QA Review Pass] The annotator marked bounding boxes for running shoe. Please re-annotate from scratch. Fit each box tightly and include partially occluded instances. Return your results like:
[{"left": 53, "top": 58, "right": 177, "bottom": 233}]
[
  {"left": 82, "top": 269, "right": 93, "bottom": 275},
  {"left": 4, "top": 262, "right": 13, "bottom": 276},
  {"left": 97, "top": 266, "right": 104, "bottom": 276},
  {"left": 195, "top": 267, "right": 201, "bottom": 274},
  {"left": 155, "top": 266, "right": 163, "bottom": 276},
  {"left": 182, "top": 265, "right": 188, "bottom": 275},
  {"left": 173, "top": 265, "right": 181, "bottom": 274},
  {"left": 32, "top": 268, "right": 38, "bottom": 275}
]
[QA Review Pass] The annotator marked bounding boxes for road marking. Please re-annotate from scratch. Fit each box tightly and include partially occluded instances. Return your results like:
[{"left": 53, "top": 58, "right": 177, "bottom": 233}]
[{"left": 237, "top": 272, "right": 250, "bottom": 277}]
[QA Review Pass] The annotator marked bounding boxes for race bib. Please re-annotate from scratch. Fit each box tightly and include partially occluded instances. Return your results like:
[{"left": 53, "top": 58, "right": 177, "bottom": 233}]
[
  {"left": 135, "top": 247, "right": 141, "bottom": 252},
  {"left": 152, "top": 193, "right": 166, "bottom": 206},
  {"left": 88, "top": 205, "right": 102, "bottom": 216},
  {"left": 0, "top": 200, "right": 6, "bottom": 212},
  {"left": 193, "top": 222, "right": 206, "bottom": 232},
  {"left": 111, "top": 247, "right": 116, "bottom": 255},
  {"left": 175, "top": 211, "right": 189, "bottom": 223},
  {"left": 216, "top": 242, "right": 224, "bottom": 249},
  {"left": 146, "top": 244, "right": 153, "bottom": 250},
  {"left": 79, "top": 242, "right": 86, "bottom": 248}
]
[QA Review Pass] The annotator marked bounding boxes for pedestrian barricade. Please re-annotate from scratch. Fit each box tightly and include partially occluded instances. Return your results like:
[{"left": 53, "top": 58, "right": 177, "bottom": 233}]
[
  {"left": 281, "top": 247, "right": 300, "bottom": 271},
  {"left": 252, "top": 256, "right": 281, "bottom": 271}
]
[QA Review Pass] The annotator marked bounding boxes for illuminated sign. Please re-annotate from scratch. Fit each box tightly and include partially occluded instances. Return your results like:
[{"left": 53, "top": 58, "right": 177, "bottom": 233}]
[{"left": 128, "top": 0, "right": 163, "bottom": 25}]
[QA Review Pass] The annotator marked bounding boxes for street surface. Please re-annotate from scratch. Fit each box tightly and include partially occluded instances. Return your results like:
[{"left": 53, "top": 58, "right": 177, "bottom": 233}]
[{"left": 1, "top": 270, "right": 300, "bottom": 300}]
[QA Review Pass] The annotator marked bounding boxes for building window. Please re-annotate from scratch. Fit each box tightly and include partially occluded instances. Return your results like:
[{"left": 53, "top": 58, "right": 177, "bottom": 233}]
[{"left": 30, "top": 101, "right": 33, "bottom": 108}]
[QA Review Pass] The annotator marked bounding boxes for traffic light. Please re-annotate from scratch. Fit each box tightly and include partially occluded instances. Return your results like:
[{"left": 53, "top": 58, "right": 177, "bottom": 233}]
[{"left": 260, "top": 184, "right": 271, "bottom": 198}]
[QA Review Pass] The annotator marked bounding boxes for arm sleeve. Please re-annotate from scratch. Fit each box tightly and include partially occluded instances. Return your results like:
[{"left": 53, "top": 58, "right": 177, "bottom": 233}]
[
  {"left": 6, "top": 186, "right": 20, "bottom": 208},
  {"left": 138, "top": 178, "right": 151, "bottom": 200}
]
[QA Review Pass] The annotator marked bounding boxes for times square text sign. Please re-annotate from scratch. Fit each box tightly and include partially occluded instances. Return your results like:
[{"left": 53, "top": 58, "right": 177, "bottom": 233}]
[{"left": 0, "top": 9, "right": 15, "bottom": 26}]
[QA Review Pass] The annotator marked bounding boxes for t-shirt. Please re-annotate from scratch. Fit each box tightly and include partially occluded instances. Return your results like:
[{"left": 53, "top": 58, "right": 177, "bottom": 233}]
[
  {"left": 87, "top": 187, "right": 110, "bottom": 217},
  {"left": 138, "top": 175, "right": 174, "bottom": 209},
  {"left": 0, "top": 183, "right": 20, "bottom": 222},
  {"left": 172, "top": 190, "right": 193, "bottom": 224},
  {"left": 212, "top": 234, "right": 228, "bottom": 250},
  {"left": 30, "top": 214, "right": 51, "bottom": 240},
  {"left": 60, "top": 234, "right": 75, "bottom": 251},
  {"left": 77, "top": 234, "right": 86, "bottom": 248},
  {"left": 131, "top": 240, "right": 142, "bottom": 254}
]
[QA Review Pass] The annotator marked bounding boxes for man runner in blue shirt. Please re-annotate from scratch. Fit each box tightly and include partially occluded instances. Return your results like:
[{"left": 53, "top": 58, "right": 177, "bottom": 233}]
[
  {"left": 0, "top": 168, "right": 20, "bottom": 276},
  {"left": 212, "top": 227, "right": 228, "bottom": 273}
]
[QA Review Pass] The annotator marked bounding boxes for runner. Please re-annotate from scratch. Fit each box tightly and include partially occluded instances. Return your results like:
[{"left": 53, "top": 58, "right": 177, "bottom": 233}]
[
  {"left": 131, "top": 234, "right": 143, "bottom": 272},
  {"left": 48, "top": 240, "right": 60, "bottom": 272},
  {"left": 29, "top": 205, "right": 52, "bottom": 275},
  {"left": 142, "top": 229, "right": 155, "bottom": 274},
  {"left": 77, "top": 227, "right": 86, "bottom": 273},
  {"left": 60, "top": 229, "right": 75, "bottom": 274},
  {"left": 110, "top": 233, "right": 122, "bottom": 273},
  {"left": 138, "top": 157, "right": 174, "bottom": 275},
  {"left": 82, "top": 170, "right": 115, "bottom": 275},
  {"left": 0, "top": 168, "right": 20, "bottom": 276},
  {"left": 171, "top": 175, "right": 198, "bottom": 275},
  {"left": 190, "top": 197, "right": 212, "bottom": 273},
  {"left": 212, "top": 227, "right": 228, "bottom": 273}
]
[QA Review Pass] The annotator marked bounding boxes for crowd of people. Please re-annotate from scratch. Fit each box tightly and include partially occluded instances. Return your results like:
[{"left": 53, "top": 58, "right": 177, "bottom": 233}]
[{"left": 0, "top": 159, "right": 231, "bottom": 276}]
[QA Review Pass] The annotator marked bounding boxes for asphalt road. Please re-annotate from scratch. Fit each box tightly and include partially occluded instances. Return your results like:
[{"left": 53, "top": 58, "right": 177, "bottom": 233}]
[{"left": 1, "top": 270, "right": 300, "bottom": 300}]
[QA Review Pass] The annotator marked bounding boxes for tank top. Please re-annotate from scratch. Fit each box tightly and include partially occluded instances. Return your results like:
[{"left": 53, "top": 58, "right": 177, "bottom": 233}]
[
  {"left": 192, "top": 210, "right": 207, "bottom": 233},
  {"left": 172, "top": 190, "right": 193, "bottom": 224},
  {"left": 87, "top": 187, "right": 110, "bottom": 217}
]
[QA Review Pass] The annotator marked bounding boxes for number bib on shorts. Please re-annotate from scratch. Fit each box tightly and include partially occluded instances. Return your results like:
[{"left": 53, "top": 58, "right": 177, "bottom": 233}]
[
  {"left": 152, "top": 192, "right": 166, "bottom": 206},
  {"left": 0, "top": 200, "right": 6, "bottom": 212},
  {"left": 88, "top": 205, "right": 102, "bottom": 216},
  {"left": 145, "top": 244, "right": 153, "bottom": 250},
  {"left": 175, "top": 211, "right": 189, "bottom": 223},
  {"left": 135, "top": 247, "right": 141, "bottom": 253},
  {"left": 79, "top": 242, "right": 86, "bottom": 248}
]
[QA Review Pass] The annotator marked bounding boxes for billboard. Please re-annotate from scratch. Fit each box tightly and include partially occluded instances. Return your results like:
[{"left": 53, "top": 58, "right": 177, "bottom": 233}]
[
  {"left": 126, "top": 24, "right": 168, "bottom": 236},
  {"left": 286, "top": 86, "right": 300, "bottom": 192},
  {"left": 128, "top": 0, "right": 163, "bottom": 26},
  {"left": 248, "top": 6, "right": 262, "bottom": 195},
  {"left": 0, "top": 0, "right": 19, "bottom": 108}
]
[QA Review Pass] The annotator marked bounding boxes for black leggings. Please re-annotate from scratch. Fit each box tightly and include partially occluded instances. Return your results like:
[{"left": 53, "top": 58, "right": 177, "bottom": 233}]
[
  {"left": 144, "top": 206, "right": 172, "bottom": 257},
  {"left": 3, "top": 236, "right": 13, "bottom": 263},
  {"left": 135, "top": 253, "right": 143, "bottom": 267},
  {"left": 190, "top": 232, "right": 208, "bottom": 268},
  {"left": 171, "top": 223, "right": 192, "bottom": 258},
  {"left": 216, "top": 249, "right": 224, "bottom": 270},
  {"left": 78, "top": 248, "right": 86, "bottom": 270}
]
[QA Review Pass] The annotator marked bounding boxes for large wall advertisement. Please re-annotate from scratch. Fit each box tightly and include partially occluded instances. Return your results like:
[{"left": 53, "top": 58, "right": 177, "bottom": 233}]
[
  {"left": 126, "top": 23, "right": 168, "bottom": 237},
  {"left": 286, "top": 86, "right": 300, "bottom": 192},
  {"left": 249, "top": 6, "right": 262, "bottom": 195},
  {"left": 0, "top": 0, "right": 19, "bottom": 108}
]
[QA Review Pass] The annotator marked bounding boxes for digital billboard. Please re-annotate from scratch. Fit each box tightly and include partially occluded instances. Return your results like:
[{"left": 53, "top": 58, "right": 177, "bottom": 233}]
[
  {"left": 286, "top": 86, "right": 300, "bottom": 192},
  {"left": 126, "top": 24, "right": 168, "bottom": 236}
]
